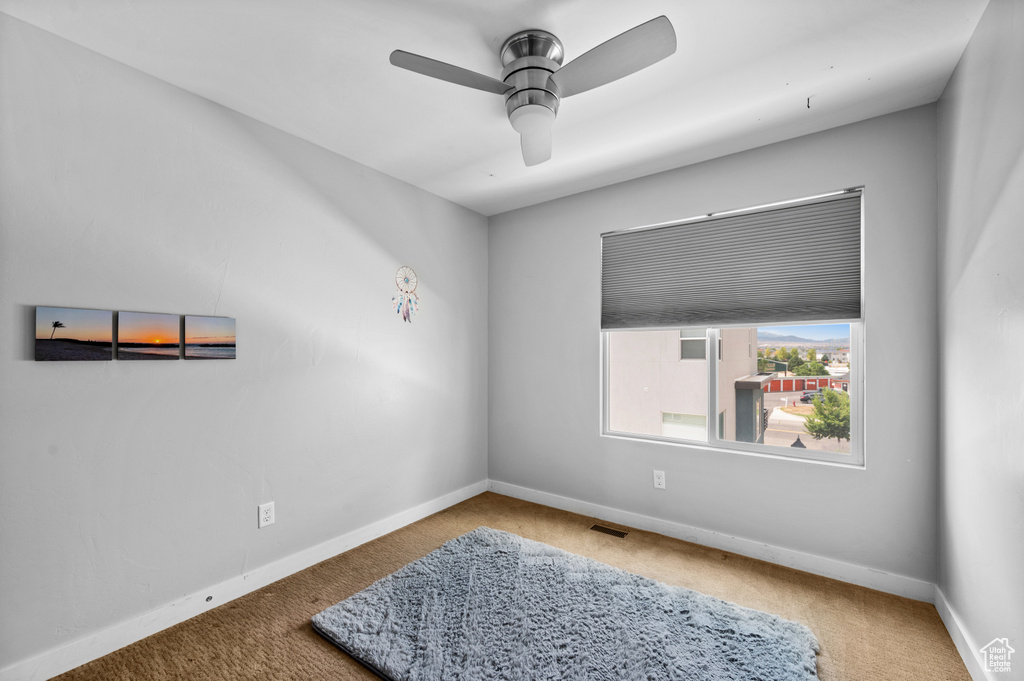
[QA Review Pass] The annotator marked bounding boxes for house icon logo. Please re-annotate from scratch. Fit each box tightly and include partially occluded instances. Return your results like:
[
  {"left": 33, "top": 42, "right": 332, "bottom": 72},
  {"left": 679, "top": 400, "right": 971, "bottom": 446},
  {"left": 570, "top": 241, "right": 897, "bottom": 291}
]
[{"left": 980, "top": 638, "right": 1015, "bottom": 673}]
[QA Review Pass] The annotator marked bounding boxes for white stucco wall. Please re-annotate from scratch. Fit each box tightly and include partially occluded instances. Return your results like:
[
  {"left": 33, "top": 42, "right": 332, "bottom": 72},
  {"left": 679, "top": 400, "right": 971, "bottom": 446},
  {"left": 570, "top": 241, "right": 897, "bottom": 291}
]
[
  {"left": 937, "top": 0, "right": 1024, "bottom": 664},
  {"left": 718, "top": 327, "right": 759, "bottom": 442},
  {"left": 607, "top": 330, "right": 709, "bottom": 437},
  {"left": 0, "top": 15, "right": 488, "bottom": 671},
  {"left": 606, "top": 328, "right": 756, "bottom": 441},
  {"left": 489, "top": 106, "right": 939, "bottom": 583}
]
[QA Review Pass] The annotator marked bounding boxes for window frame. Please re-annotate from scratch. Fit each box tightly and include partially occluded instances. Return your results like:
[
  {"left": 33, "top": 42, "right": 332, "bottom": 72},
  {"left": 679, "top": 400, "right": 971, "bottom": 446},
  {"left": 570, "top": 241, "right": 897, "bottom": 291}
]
[
  {"left": 679, "top": 328, "right": 707, "bottom": 360},
  {"left": 600, "top": 322, "right": 865, "bottom": 467}
]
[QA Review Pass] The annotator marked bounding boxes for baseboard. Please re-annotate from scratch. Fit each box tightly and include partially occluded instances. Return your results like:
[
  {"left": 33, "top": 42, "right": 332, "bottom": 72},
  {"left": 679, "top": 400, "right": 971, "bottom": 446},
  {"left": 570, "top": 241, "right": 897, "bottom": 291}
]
[
  {"left": 0, "top": 479, "right": 488, "bottom": 681},
  {"left": 2, "top": 479, "right": 970, "bottom": 681},
  {"left": 488, "top": 479, "right": 935, "bottom": 602},
  {"left": 934, "top": 586, "right": 992, "bottom": 681}
]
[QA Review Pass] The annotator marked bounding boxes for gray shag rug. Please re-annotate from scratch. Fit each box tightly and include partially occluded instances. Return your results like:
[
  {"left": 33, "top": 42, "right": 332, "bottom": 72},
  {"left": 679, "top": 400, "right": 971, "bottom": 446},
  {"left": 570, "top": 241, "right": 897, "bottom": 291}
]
[{"left": 312, "top": 527, "right": 819, "bottom": 680}]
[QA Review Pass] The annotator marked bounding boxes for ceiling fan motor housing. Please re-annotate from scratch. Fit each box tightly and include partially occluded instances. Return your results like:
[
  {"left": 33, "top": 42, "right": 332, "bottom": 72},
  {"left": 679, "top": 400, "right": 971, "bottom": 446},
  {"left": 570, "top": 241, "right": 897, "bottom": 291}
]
[{"left": 500, "top": 30, "right": 564, "bottom": 120}]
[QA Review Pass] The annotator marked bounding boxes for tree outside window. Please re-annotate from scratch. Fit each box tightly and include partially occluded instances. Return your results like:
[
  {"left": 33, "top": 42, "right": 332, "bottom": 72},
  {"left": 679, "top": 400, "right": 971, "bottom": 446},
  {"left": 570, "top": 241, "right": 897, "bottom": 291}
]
[{"left": 804, "top": 390, "right": 851, "bottom": 445}]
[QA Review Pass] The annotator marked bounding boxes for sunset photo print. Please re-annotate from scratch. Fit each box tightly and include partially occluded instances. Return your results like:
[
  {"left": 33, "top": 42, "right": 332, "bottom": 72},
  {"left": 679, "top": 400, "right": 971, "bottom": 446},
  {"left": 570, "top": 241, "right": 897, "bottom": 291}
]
[
  {"left": 184, "top": 316, "right": 235, "bottom": 359},
  {"left": 117, "top": 311, "right": 181, "bottom": 360},
  {"left": 35, "top": 306, "right": 114, "bottom": 361}
]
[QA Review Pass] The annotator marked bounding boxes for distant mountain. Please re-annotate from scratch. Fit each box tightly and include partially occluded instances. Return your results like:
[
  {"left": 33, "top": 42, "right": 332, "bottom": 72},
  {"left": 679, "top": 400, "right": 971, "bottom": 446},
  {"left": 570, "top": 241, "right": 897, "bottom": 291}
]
[{"left": 758, "top": 331, "right": 849, "bottom": 344}]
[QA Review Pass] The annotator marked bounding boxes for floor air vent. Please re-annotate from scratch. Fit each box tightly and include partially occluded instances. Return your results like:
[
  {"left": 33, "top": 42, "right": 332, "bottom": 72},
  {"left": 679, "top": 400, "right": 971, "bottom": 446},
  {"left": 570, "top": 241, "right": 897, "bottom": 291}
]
[{"left": 590, "top": 524, "right": 628, "bottom": 538}]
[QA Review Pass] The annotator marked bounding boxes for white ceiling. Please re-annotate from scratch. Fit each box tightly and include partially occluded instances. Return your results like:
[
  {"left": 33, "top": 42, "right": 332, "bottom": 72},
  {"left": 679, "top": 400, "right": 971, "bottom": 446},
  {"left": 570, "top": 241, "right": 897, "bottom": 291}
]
[{"left": 0, "top": 0, "right": 988, "bottom": 216}]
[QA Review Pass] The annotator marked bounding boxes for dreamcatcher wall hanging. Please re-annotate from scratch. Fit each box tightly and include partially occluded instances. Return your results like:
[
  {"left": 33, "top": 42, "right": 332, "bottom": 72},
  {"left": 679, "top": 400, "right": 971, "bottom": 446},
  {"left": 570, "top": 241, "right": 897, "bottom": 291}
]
[{"left": 392, "top": 266, "right": 419, "bottom": 323}]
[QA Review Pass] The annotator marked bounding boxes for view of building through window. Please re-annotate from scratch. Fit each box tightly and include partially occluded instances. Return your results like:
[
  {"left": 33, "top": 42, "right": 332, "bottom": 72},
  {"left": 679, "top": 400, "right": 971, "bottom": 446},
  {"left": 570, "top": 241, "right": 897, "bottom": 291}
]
[
  {"left": 606, "top": 329, "right": 711, "bottom": 440},
  {"left": 605, "top": 323, "right": 853, "bottom": 457},
  {"left": 734, "top": 324, "right": 852, "bottom": 454}
]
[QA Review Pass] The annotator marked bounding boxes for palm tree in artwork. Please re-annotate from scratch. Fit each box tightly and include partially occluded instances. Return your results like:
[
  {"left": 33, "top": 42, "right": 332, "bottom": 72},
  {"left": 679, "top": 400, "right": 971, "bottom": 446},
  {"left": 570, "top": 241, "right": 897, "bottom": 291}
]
[{"left": 49, "top": 321, "right": 65, "bottom": 339}]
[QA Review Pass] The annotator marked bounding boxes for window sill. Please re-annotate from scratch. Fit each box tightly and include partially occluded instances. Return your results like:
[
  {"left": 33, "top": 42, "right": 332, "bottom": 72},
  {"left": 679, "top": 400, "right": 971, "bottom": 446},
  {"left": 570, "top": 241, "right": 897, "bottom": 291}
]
[{"left": 600, "top": 430, "right": 865, "bottom": 469}]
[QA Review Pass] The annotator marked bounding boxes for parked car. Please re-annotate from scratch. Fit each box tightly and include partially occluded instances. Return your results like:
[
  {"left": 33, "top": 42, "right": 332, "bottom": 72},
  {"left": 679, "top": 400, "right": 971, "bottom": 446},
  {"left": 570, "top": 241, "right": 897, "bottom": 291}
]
[{"left": 800, "top": 389, "right": 831, "bottom": 403}]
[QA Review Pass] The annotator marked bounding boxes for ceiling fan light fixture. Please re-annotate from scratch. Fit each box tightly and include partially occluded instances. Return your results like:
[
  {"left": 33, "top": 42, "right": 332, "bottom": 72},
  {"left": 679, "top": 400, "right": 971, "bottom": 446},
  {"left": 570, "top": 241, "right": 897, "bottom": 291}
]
[{"left": 509, "top": 103, "right": 555, "bottom": 166}]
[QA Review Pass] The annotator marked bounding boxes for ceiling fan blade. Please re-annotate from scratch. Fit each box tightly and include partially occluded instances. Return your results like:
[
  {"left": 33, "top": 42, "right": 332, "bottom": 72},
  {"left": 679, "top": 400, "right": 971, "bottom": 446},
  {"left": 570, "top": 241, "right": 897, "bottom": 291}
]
[
  {"left": 390, "top": 50, "right": 513, "bottom": 96},
  {"left": 549, "top": 16, "right": 676, "bottom": 98}
]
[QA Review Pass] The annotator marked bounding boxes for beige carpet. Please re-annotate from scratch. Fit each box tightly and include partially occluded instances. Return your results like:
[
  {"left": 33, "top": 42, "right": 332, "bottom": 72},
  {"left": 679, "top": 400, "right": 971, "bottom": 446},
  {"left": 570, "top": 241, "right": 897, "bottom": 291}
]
[{"left": 52, "top": 492, "right": 970, "bottom": 681}]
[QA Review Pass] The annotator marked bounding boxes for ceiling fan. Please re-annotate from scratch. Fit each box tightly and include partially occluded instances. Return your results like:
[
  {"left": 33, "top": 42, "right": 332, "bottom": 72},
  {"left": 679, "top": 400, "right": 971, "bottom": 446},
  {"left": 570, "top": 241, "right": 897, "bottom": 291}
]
[{"left": 389, "top": 16, "right": 676, "bottom": 166}]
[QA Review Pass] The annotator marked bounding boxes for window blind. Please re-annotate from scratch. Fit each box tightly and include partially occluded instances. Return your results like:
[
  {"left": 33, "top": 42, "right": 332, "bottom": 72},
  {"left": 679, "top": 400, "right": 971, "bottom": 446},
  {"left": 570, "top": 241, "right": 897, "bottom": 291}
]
[{"left": 601, "top": 191, "right": 862, "bottom": 329}]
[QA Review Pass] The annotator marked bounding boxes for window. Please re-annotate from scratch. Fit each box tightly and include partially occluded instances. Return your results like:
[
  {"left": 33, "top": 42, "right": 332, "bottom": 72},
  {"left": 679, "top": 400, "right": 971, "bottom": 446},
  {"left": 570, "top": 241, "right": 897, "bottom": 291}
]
[
  {"left": 601, "top": 190, "right": 863, "bottom": 466},
  {"left": 661, "top": 413, "right": 706, "bottom": 440},
  {"left": 679, "top": 328, "right": 706, "bottom": 360}
]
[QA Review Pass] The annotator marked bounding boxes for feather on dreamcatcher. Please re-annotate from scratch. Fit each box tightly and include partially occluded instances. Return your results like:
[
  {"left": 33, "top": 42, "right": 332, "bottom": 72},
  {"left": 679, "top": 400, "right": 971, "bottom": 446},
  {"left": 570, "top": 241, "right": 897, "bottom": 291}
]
[{"left": 392, "top": 266, "right": 419, "bottom": 323}]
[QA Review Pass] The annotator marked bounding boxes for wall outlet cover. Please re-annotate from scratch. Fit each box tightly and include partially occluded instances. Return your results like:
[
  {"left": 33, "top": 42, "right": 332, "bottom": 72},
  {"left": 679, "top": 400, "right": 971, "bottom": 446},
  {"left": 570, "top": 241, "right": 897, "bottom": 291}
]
[
  {"left": 653, "top": 470, "right": 666, "bottom": 489},
  {"left": 258, "top": 501, "right": 275, "bottom": 528}
]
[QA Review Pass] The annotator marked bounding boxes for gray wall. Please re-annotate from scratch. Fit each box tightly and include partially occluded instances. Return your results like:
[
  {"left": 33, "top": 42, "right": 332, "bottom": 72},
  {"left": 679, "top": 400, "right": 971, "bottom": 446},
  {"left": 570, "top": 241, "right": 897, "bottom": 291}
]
[
  {"left": 489, "top": 106, "right": 939, "bottom": 582},
  {"left": 937, "top": 0, "right": 1024, "bottom": 659},
  {"left": 0, "top": 16, "right": 487, "bottom": 668}
]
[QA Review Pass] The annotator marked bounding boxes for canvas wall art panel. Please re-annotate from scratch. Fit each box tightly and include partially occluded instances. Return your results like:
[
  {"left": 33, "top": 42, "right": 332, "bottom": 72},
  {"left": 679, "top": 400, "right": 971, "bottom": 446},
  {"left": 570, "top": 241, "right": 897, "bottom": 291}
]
[
  {"left": 184, "top": 316, "right": 235, "bottom": 359},
  {"left": 117, "top": 311, "right": 181, "bottom": 360},
  {"left": 35, "top": 306, "right": 113, "bottom": 361}
]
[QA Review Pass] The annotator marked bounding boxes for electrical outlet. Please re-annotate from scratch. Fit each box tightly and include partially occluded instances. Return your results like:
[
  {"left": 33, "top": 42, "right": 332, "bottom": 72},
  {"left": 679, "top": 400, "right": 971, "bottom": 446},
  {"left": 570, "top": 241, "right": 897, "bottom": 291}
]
[
  {"left": 258, "top": 501, "right": 275, "bottom": 528},
  {"left": 653, "top": 470, "right": 666, "bottom": 489}
]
